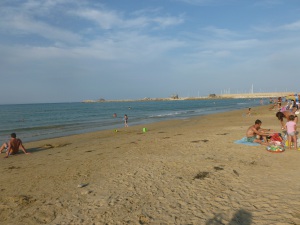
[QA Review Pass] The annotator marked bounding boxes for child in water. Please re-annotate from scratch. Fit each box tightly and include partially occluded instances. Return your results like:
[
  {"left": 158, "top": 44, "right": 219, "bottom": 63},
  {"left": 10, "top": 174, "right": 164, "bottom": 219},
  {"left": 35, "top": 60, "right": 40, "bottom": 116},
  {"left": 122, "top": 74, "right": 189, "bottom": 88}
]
[
  {"left": 284, "top": 115, "right": 297, "bottom": 150},
  {"left": 124, "top": 114, "right": 128, "bottom": 127}
]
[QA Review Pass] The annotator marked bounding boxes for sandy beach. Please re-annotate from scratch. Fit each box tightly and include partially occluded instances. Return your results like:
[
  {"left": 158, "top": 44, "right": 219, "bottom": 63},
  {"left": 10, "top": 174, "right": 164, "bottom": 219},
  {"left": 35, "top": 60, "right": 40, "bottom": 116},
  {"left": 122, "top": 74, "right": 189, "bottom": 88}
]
[{"left": 0, "top": 105, "right": 300, "bottom": 225}]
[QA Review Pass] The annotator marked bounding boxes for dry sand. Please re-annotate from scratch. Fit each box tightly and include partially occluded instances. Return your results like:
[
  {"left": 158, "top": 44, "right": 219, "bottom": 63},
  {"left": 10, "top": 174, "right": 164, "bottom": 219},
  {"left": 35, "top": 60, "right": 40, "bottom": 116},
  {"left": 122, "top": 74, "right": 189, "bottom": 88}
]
[{"left": 0, "top": 105, "right": 300, "bottom": 225}]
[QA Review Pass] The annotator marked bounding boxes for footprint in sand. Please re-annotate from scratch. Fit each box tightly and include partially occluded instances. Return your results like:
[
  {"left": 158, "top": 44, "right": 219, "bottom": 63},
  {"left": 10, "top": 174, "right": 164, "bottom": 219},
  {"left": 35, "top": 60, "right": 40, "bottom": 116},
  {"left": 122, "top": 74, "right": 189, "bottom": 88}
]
[
  {"left": 42, "top": 143, "right": 71, "bottom": 149},
  {"left": 233, "top": 169, "right": 239, "bottom": 176},
  {"left": 193, "top": 171, "right": 210, "bottom": 180},
  {"left": 217, "top": 133, "right": 229, "bottom": 135},
  {"left": 7, "top": 195, "right": 36, "bottom": 205},
  {"left": 7, "top": 166, "right": 21, "bottom": 170},
  {"left": 214, "top": 166, "right": 224, "bottom": 171}
]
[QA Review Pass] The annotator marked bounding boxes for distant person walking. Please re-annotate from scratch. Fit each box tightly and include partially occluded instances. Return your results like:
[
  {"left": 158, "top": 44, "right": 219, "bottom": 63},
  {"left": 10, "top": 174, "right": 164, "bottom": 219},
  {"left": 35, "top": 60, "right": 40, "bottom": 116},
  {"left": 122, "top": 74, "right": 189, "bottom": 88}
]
[
  {"left": 0, "top": 133, "right": 30, "bottom": 158},
  {"left": 124, "top": 114, "right": 128, "bottom": 127}
]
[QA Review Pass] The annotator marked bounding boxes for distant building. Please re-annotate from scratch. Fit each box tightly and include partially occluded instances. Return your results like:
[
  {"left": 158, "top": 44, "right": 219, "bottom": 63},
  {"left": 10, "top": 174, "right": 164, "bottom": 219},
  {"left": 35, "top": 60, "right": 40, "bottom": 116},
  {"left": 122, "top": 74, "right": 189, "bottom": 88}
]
[{"left": 170, "top": 94, "right": 179, "bottom": 99}]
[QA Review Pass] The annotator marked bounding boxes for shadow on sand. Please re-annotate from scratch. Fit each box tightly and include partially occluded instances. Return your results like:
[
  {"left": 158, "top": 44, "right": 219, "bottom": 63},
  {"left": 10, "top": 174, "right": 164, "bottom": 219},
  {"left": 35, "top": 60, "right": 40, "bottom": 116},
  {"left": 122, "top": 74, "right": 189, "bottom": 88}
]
[
  {"left": 206, "top": 209, "right": 252, "bottom": 225},
  {"left": 26, "top": 143, "right": 71, "bottom": 154}
]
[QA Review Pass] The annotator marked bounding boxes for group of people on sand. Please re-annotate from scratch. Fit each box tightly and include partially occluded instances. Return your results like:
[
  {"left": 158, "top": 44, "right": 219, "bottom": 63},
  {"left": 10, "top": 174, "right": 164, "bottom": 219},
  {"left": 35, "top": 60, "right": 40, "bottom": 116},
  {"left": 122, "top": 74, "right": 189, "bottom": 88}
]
[
  {"left": 246, "top": 96, "right": 299, "bottom": 149},
  {"left": 0, "top": 133, "right": 30, "bottom": 158}
]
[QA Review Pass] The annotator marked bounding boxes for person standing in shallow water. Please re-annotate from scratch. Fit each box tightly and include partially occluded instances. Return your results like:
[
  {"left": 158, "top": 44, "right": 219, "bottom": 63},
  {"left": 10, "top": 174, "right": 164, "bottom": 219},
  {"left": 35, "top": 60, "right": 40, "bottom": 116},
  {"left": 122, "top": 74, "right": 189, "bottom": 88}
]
[{"left": 124, "top": 114, "right": 128, "bottom": 127}]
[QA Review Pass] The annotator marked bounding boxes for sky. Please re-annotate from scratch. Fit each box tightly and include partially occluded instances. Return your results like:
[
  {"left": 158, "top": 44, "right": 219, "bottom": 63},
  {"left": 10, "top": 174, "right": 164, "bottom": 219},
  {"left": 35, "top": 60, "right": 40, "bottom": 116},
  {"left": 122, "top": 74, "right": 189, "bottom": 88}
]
[{"left": 1, "top": 0, "right": 300, "bottom": 104}]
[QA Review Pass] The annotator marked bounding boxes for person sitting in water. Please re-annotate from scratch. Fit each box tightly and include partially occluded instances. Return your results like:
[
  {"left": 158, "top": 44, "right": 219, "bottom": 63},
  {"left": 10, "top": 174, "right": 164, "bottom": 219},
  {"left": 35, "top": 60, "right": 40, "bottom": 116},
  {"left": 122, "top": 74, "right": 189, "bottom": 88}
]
[
  {"left": 276, "top": 111, "right": 298, "bottom": 130},
  {"left": 0, "top": 133, "right": 30, "bottom": 158},
  {"left": 246, "top": 119, "right": 274, "bottom": 146}
]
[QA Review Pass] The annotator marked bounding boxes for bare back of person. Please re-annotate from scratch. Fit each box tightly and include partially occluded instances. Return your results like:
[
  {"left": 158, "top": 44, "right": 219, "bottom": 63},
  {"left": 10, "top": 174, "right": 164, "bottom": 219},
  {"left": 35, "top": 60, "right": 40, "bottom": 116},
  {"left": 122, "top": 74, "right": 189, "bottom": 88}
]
[
  {"left": 0, "top": 133, "right": 30, "bottom": 158},
  {"left": 9, "top": 138, "right": 23, "bottom": 155}
]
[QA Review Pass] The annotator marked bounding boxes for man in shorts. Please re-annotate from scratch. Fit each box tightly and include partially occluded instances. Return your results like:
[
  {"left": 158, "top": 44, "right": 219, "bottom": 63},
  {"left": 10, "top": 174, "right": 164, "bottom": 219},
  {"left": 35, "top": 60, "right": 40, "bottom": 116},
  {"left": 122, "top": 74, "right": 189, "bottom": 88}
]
[
  {"left": 0, "top": 133, "right": 30, "bottom": 158},
  {"left": 246, "top": 119, "right": 274, "bottom": 146}
]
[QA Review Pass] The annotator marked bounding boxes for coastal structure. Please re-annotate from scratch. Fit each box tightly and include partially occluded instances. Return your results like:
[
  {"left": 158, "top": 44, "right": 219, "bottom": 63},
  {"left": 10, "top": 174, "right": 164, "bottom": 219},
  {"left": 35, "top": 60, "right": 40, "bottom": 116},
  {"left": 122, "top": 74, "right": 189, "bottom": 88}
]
[{"left": 82, "top": 92, "right": 294, "bottom": 103}]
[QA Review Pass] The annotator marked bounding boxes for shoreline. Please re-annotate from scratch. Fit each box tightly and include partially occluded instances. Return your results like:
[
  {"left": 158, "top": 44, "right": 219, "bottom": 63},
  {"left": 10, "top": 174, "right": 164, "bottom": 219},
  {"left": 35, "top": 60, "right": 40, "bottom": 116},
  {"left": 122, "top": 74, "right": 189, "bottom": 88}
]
[
  {"left": 0, "top": 98, "right": 262, "bottom": 143},
  {"left": 1, "top": 105, "right": 300, "bottom": 224},
  {"left": 24, "top": 104, "right": 279, "bottom": 146}
]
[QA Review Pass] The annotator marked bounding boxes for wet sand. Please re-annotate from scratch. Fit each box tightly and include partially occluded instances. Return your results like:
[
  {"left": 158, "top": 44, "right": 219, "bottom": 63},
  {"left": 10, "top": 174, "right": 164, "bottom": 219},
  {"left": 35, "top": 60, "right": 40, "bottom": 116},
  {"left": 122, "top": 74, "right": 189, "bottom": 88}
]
[{"left": 0, "top": 105, "right": 299, "bottom": 225}]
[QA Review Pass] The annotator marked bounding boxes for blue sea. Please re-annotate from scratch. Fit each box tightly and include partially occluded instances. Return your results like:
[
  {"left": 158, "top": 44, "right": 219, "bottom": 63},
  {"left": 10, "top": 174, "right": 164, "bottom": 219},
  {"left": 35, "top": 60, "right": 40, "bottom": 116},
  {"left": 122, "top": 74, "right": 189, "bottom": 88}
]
[{"left": 0, "top": 99, "right": 262, "bottom": 143}]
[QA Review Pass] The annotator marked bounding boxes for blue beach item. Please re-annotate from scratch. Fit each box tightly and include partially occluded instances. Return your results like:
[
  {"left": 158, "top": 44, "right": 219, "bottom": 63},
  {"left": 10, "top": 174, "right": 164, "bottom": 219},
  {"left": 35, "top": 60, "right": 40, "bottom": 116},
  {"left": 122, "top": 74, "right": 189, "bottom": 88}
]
[{"left": 234, "top": 137, "right": 260, "bottom": 146}]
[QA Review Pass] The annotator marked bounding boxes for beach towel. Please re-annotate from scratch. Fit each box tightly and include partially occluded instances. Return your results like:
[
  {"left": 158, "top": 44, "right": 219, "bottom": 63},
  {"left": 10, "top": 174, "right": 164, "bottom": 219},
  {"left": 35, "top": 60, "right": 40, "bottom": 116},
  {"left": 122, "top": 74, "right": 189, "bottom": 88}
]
[{"left": 234, "top": 137, "right": 260, "bottom": 146}]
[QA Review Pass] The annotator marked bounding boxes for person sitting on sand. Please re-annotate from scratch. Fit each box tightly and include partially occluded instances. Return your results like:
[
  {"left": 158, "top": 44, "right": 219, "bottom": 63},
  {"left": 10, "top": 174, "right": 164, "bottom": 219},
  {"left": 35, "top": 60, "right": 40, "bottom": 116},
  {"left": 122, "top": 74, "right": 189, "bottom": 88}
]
[
  {"left": 276, "top": 111, "right": 298, "bottom": 130},
  {"left": 246, "top": 119, "right": 274, "bottom": 146},
  {"left": 0, "top": 133, "right": 30, "bottom": 158}
]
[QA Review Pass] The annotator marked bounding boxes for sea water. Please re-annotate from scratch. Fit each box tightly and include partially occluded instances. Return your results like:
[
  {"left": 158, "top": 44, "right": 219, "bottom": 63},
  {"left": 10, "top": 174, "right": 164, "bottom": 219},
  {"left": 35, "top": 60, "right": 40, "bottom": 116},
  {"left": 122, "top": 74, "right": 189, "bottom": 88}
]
[{"left": 0, "top": 99, "right": 262, "bottom": 142}]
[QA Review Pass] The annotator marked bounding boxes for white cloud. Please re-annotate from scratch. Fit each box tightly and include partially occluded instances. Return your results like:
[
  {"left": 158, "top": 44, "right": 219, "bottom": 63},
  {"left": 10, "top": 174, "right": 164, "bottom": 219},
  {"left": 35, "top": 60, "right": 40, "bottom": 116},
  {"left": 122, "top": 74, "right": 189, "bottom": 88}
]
[
  {"left": 0, "top": 14, "right": 81, "bottom": 44},
  {"left": 72, "top": 8, "right": 184, "bottom": 30},
  {"left": 0, "top": 0, "right": 82, "bottom": 44},
  {"left": 72, "top": 8, "right": 122, "bottom": 30},
  {"left": 253, "top": 19, "right": 300, "bottom": 33},
  {"left": 280, "top": 20, "right": 300, "bottom": 31},
  {"left": 73, "top": 32, "right": 186, "bottom": 61},
  {"left": 202, "top": 26, "right": 238, "bottom": 38}
]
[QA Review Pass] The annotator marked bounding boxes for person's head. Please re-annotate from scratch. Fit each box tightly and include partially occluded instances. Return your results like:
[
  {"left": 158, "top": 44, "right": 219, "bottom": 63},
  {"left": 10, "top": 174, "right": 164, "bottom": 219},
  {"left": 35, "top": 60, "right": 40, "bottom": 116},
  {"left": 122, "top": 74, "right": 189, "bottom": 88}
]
[
  {"left": 10, "top": 133, "right": 16, "bottom": 138},
  {"left": 276, "top": 112, "right": 284, "bottom": 121},
  {"left": 288, "top": 115, "right": 295, "bottom": 121},
  {"left": 255, "top": 119, "right": 262, "bottom": 125}
]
